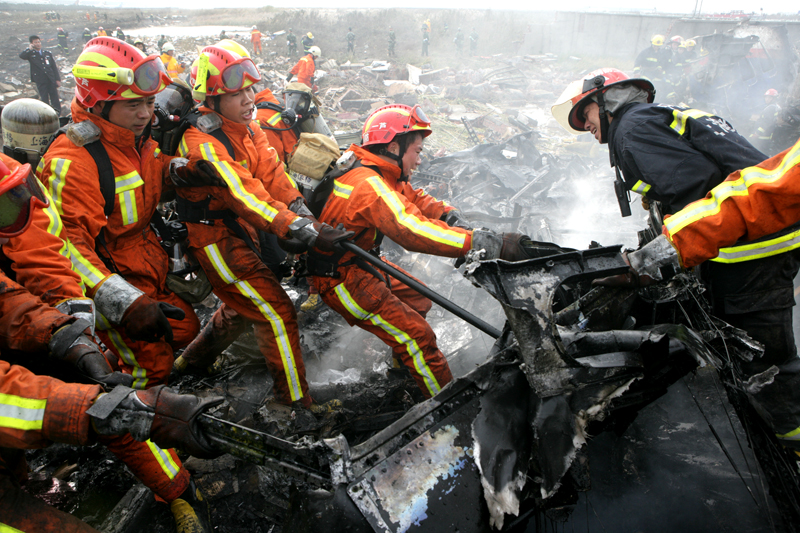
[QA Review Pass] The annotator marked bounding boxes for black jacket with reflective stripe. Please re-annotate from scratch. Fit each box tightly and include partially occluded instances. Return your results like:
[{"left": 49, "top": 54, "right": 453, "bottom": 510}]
[{"left": 607, "top": 102, "right": 766, "bottom": 215}]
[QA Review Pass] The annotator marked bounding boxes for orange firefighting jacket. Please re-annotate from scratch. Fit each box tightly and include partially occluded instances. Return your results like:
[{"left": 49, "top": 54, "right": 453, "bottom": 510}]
[
  {"left": 316, "top": 145, "right": 470, "bottom": 269},
  {"left": 160, "top": 53, "right": 184, "bottom": 79},
  {"left": 38, "top": 99, "right": 175, "bottom": 298},
  {"left": 665, "top": 137, "right": 800, "bottom": 268},
  {"left": 176, "top": 106, "right": 302, "bottom": 245},
  {"left": 290, "top": 54, "right": 316, "bottom": 88},
  {"left": 0, "top": 360, "right": 100, "bottom": 451},
  {"left": 251, "top": 29, "right": 262, "bottom": 43},
  {"left": 0, "top": 154, "right": 84, "bottom": 304},
  {"left": 254, "top": 89, "right": 298, "bottom": 163}
]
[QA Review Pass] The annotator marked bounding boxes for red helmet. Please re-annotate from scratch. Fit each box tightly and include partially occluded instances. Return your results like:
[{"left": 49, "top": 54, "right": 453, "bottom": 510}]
[
  {"left": 670, "top": 35, "right": 683, "bottom": 44},
  {"left": 72, "top": 37, "right": 171, "bottom": 107},
  {"left": 191, "top": 44, "right": 261, "bottom": 99},
  {"left": 552, "top": 68, "right": 654, "bottom": 134},
  {"left": 362, "top": 104, "right": 432, "bottom": 147},
  {"left": 0, "top": 158, "right": 49, "bottom": 238},
  {"left": 765, "top": 88, "right": 778, "bottom": 96}
]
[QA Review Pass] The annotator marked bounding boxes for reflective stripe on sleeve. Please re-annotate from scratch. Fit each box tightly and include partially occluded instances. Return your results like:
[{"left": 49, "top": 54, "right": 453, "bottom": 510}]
[
  {"left": 631, "top": 180, "right": 651, "bottom": 195},
  {"left": 333, "top": 283, "right": 442, "bottom": 397},
  {"left": 333, "top": 179, "right": 353, "bottom": 199},
  {"left": 145, "top": 439, "right": 180, "bottom": 480},
  {"left": 203, "top": 244, "right": 304, "bottom": 401},
  {"left": 97, "top": 315, "right": 148, "bottom": 389},
  {"left": 711, "top": 228, "right": 800, "bottom": 264},
  {"left": 0, "top": 522, "right": 25, "bottom": 532},
  {"left": 364, "top": 176, "right": 466, "bottom": 249},
  {"left": 199, "top": 142, "right": 279, "bottom": 223},
  {"left": 0, "top": 393, "right": 46, "bottom": 432},
  {"left": 669, "top": 108, "right": 713, "bottom": 136},
  {"left": 666, "top": 141, "right": 800, "bottom": 237},
  {"left": 47, "top": 158, "right": 106, "bottom": 288}
]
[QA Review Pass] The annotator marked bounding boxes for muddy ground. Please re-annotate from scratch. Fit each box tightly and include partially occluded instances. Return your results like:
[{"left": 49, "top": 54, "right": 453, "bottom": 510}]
[{"left": 2, "top": 4, "right": 800, "bottom": 532}]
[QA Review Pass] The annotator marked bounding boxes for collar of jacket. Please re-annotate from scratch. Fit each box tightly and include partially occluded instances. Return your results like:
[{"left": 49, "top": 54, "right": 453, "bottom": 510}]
[
  {"left": 350, "top": 144, "right": 401, "bottom": 185},
  {"left": 254, "top": 88, "right": 280, "bottom": 106},
  {"left": 198, "top": 105, "right": 255, "bottom": 139},
  {"left": 606, "top": 101, "right": 643, "bottom": 153},
  {"left": 71, "top": 98, "right": 140, "bottom": 148}
]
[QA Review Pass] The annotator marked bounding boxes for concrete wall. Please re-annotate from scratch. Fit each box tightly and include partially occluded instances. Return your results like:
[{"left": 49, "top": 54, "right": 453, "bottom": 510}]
[{"left": 522, "top": 12, "right": 800, "bottom": 65}]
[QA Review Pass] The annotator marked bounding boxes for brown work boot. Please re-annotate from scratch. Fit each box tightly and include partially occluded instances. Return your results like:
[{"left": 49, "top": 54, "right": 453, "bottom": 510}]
[
  {"left": 170, "top": 478, "right": 211, "bottom": 533},
  {"left": 300, "top": 293, "right": 324, "bottom": 313}
]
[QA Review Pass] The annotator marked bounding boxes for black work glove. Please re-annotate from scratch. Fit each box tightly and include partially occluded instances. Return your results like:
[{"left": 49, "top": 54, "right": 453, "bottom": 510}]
[
  {"left": 122, "top": 295, "right": 185, "bottom": 344},
  {"left": 442, "top": 209, "right": 472, "bottom": 230},
  {"left": 498, "top": 232, "right": 533, "bottom": 262},
  {"left": 314, "top": 222, "right": 355, "bottom": 253},
  {"left": 146, "top": 386, "right": 224, "bottom": 459},
  {"left": 169, "top": 158, "right": 225, "bottom": 188},
  {"left": 49, "top": 320, "right": 134, "bottom": 387},
  {"left": 286, "top": 73, "right": 293, "bottom": 81}
]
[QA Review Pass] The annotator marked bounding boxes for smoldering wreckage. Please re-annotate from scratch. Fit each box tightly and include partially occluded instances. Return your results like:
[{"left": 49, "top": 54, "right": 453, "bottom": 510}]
[{"left": 5, "top": 20, "right": 800, "bottom": 533}]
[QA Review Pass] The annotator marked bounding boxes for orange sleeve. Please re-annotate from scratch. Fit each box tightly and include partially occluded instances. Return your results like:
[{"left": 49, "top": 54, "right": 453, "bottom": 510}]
[
  {"left": 251, "top": 126, "right": 303, "bottom": 207},
  {"left": 180, "top": 127, "right": 299, "bottom": 238},
  {"left": 399, "top": 182, "right": 453, "bottom": 221},
  {"left": 37, "top": 140, "right": 115, "bottom": 294},
  {"left": 343, "top": 174, "right": 471, "bottom": 258},
  {"left": 0, "top": 270, "right": 72, "bottom": 354},
  {"left": 0, "top": 360, "right": 100, "bottom": 449},
  {"left": 664, "top": 139, "right": 800, "bottom": 268},
  {"left": 1, "top": 156, "right": 84, "bottom": 304}
]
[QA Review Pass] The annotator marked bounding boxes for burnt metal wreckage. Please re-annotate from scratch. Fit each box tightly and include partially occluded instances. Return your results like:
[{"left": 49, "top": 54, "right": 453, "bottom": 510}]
[{"left": 161, "top": 243, "right": 800, "bottom": 532}]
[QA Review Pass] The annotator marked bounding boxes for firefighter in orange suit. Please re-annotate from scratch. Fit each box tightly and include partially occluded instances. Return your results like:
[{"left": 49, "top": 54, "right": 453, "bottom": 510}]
[
  {"left": 0, "top": 157, "right": 219, "bottom": 533},
  {"left": 250, "top": 26, "right": 262, "bottom": 56},
  {"left": 173, "top": 44, "right": 351, "bottom": 409},
  {"left": 287, "top": 46, "right": 320, "bottom": 89},
  {"left": 308, "top": 104, "right": 531, "bottom": 399},
  {"left": 36, "top": 37, "right": 210, "bottom": 532}
]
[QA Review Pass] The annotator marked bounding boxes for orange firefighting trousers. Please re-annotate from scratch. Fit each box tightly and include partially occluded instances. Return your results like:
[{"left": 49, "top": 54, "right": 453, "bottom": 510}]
[
  {"left": 188, "top": 225, "right": 310, "bottom": 406},
  {"left": 317, "top": 261, "right": 453, "bottom": 399}
]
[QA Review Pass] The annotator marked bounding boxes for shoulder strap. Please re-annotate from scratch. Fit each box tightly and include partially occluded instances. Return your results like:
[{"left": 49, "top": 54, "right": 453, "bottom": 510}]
[
  {"left": 184, "top": 112, "right": 236, "bottom": 160},
  {"left": 308, "top": 160, "right": 363, "bottom": 218},
  {"left": 83, "top": 140, "right": 116, "bottom": 219}
]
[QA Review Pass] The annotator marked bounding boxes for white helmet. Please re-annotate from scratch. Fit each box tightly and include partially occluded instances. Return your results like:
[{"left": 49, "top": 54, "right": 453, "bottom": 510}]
[
  {"left": 162, "top": 42, "right": 175, "bottom": 52},
  {"left": 309, "top": 45, "right": 321, "bottom": 58}
]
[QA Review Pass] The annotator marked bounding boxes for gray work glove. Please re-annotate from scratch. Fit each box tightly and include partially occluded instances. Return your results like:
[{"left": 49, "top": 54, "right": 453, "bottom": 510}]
[
  {"left": 89, "top": 385, "right": 224, "bottom": 459},
  {"left": 49, "top": 319, "right": 133, "bottom": 387}
]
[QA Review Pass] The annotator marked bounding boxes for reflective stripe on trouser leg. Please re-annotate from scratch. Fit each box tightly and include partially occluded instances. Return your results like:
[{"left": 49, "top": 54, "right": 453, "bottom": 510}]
[
  {"left": 202, "top": 243, "right": 305, "bottom": 402},
  {"left": 99, "top": 433, "right": 189, "bottom": 502},
  {"left": 332, "top": 282, "right": 444, "bottom": 397}
]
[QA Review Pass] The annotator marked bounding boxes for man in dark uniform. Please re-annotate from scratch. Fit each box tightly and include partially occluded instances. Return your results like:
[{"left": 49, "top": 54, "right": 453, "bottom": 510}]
[
  {"left": 56, "top": 27, "right": 68, "bottom": 54},
  {"left": 388, "top": 27, "right": 396, "bottom": 57},
  {"left": 553, "top": 68, "right": 800, "bottom": 455},
  {"left": 19, "top": 35, "right": 61, "bottom": 115},
  {"left": 82, "top": 28, "right": 92, "bottom": 45}
]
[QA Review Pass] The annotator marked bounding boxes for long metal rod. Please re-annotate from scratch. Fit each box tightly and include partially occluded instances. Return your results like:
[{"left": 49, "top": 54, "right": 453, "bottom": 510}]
[{"left": 339, "top": 241, "right": 502, "bottom": 339}]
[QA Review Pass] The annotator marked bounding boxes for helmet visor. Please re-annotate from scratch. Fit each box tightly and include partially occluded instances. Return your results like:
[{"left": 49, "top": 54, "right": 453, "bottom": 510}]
[
  {"left": 410, "top": 105, "right": 430, "bottom": 126},
  {"left": 132, "top": 56, "right": 171, "bottom": 95},
  {"left": 0, "top": 164, "right": 50, "bottom": 238},
  {"left": 222, "top": 58, "right": 261, "bottom": 91}
]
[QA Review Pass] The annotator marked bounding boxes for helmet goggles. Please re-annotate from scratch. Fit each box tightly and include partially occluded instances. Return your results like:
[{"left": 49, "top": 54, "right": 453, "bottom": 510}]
[
  {"left": 73, "top": 54, "right": 171, "bottom": 97},
  {"left": 405, "top": 105, "right": 430, "bottom": 131},
  {"left": 0, "top": 162, "right": 49, "bottom": 238},
  {"left": 220, "top": 57, "right": 261, "bottom": 92}
]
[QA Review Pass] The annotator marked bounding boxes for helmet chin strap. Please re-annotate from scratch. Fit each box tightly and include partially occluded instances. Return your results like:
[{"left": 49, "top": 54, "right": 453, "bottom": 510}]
[
  {"left": 379, "top": 134, "right": 410, "bottom": 181},
  {"left": 594, "top": 89, "right": 610, "bottom": 145}
]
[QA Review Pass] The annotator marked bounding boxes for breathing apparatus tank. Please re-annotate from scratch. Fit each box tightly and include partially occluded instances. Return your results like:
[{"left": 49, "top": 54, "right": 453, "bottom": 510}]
[{"left": 1, "top": 98, "right": 60, "bottom": 167}]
